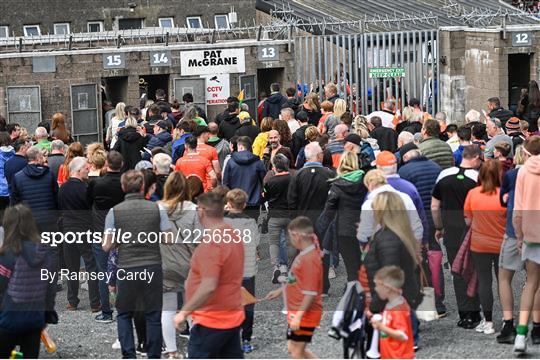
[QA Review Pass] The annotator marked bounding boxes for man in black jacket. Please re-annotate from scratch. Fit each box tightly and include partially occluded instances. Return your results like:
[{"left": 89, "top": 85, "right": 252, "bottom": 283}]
[
  {"left": 288, "top": 142, "right": 335, "bottom": 292},
  {"left": 218, "top": 102, "right": 241, "bottom": 141},
  {"left": 369, "top": 116, "right": 397, "bottom": 152},
  {"left": 58, "top": 157, "right": 101, "bottom": 312},
  {"left": 87, "top": 151, "right": 125, "bottom": 322},
  {"left": 487, "top": 97, "right": 514, "bottom": 127},
  {"left": 262, "top": 83, "right": 287, "bottom": 119},
  {"left": 291, "top": 111, "right": 310, "bottom": 158}
]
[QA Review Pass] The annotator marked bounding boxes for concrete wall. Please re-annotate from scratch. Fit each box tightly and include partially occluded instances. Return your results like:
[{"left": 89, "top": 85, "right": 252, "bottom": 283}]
[
  {"left": 1, "top": 0, "right": 256, "bottom": 36},
  {"left": 440, "top": 27, "right": 540, "bottom": 124},
  {"left": 0, "top": 40, "right": 295, "bottom": 136}
]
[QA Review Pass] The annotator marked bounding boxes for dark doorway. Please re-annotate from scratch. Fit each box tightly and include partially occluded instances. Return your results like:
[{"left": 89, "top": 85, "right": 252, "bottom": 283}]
[
  {"left": 508, "top": 54, "right": 531, "bottom": 113},
  {"left": 257, "top": 68, "right": 285, "bottom": 100},
  {"left": 102, "top": 76, "right": 128, "bottom": 106},
  {"left": 140, "top": 74, "right": 170, "bottom": 103}
]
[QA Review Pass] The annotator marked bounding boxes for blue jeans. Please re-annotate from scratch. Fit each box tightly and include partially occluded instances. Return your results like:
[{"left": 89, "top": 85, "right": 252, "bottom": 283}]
[
  {"left": 116, "top": 265, "right": 163, "bottom": 359},
  {"left": 188, "top": 324, "right": 243, "bottom": 359},
  {"left": 411, "top": 311, "right": 419, "bottom": 347},
  {"left": 92, "top": 243, "right": 112, "bottom": 315}
]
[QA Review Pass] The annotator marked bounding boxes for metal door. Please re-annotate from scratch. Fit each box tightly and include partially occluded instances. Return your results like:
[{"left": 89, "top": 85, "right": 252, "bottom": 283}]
[
  {"left": 173, "top": 78, "right": 206, "bottom": 115},
  {"left": 294, "top": 30, "right": 439, "bottom": 116},
  {"left": 70, "top": 84, "right": 100, "bottom": 144},
  {"left": 7, "top": 85, "right": 42, "bottom": 132},
  {"left": 239, "top": 74, "right": 257, "bottom": 120}
]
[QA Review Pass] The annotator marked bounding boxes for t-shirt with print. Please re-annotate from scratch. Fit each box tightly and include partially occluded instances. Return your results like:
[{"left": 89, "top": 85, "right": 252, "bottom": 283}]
[
  {"left": 185, "top": 223, "right": 245, "bottom": 329},
  {"left": 175, "top": 153, "right": 213, "bottom": 191},
  {"left": 432, "top": 167, "right": 478, "bottom": 230},
  {"left": 380, "top": 297, "right": 414, "bottom": 359},
  {"left": 285, "top": 243, "right": 323, "bottom": 328},
  {"left": 197, "top": 142, "right": 219, "bottom": 163},
  {"left": 464, "top": 186, "right": 506, "bottom": 253}
]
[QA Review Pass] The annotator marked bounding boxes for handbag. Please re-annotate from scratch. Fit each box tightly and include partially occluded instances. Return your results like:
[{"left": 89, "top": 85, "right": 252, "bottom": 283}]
[
  {"left": 427, "top": 250, "right": 444, "bottom": 297},
  {"left": 415, "top": 266, "right": 438, "bottom": 322}
]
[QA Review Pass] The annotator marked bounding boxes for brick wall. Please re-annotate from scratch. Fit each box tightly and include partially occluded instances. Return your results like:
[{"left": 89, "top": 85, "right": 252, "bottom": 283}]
[{"left": 1, "top": 0, "right": 256, "bottom": 36}]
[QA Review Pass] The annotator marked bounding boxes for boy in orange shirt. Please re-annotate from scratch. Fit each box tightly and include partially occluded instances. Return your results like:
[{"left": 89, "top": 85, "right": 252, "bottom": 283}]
[
  {"left": 265, "top": 216, "right": 322, "bottom": 359},
  {"left": 371, "top": 266, "right": 414, "bottom": 359}
]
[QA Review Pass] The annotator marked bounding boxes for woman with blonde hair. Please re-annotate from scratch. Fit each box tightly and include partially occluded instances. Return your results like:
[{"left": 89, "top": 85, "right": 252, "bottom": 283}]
[
  {"left": 323, "top": 98, "right": 347, "bottom": 139},
  {"left": 51, "top": 112, "right": 72, "bottom": 143},
  {"left": 253, "top": 117, "right": 274, "bottom": 159},
  {"left": 318, "top": 151, "right": 368, "bottom": 281},
  {"left": 57, "top": 142, "right": 84, "bottom": 186},
  {"left": 86, "top": 142, "right": 105, "bottom": 160},
  {"left": 158, "top": 171, "right": 200, "bottom": 358},
  {"left": 106, "top": 102, "right": 126, "bottom": 149},
  {"left": 301, "top": 93, "right": 322, "bottom": 126},
  {"left": 88, "top": 149, "right": 107, "bottom": 179},
  {"left": 363, "top": 190, "right": 423, "bottom": 314}
]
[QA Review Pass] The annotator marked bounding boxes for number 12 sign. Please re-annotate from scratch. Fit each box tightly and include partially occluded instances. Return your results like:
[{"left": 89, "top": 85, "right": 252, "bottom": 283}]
[
  {"left": 103, "top": 53, "right": 126, "bottom": 69},
  {"left": 512, "top": 32, "right": 532, "bottom": 47}
]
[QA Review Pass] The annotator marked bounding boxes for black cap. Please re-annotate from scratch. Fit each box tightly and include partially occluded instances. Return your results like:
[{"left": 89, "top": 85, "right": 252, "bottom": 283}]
[
  {"left": 296, "top": 111, "right": 308, "bottom": 122},
  {"left": 154, "top": 120, "right": 169, "bottom": 131},
  {"left": 344, "top": 133, "right": 362, "bottom": 146},
  {"left": 399, "top": 142, "right": 418, "bottom": 160}
]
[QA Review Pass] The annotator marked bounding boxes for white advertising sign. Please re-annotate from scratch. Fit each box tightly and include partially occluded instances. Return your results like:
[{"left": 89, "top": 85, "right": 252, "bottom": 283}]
[
  {"left": 202, "top": 74, "right": 230, "bottom": 106},
  {"left": 181, "top": 48, "right": 245, "bottom": 76}
]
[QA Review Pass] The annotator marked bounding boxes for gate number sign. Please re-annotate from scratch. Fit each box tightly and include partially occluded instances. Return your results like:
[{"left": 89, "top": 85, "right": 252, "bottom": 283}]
[
  {"left": 150, "top": 50, "right": 172, "bottom": 67},
  {"left": 103, "top": 53, "right": 126, "bottom": 69},
  {"left": 512, "top": 32, "right": 532, "bottom": 47},
  {"left": 368, "top": 67, "right": 406, "bottom": 79},
  {"left": 258, "top": 45, "right": 279, "bottom": 61}
]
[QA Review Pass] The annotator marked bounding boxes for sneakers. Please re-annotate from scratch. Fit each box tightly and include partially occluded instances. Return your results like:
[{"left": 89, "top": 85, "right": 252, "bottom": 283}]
[
  {"left": 178, "top": 326, "right": 190, "bottom": 339},
  {"left": 136, "top": 343, "right": 147, "bottom": 357},
  {"left": 475, "top": 319, "right": 495, "bottom": 334},
  {"left": 112, "top": 339, "right": 121, "bottom": 350},
  {"left": 277, "top": 265, "right": 288, "bottom": 283},
  {"left": 531, "top": 326, "right": 540, "bottom": 345},
  {"left": 460, "top": 314, "right": 481, "bottom": 330},
  {"left": 95, "top": 313, "right": 114, "bottom": 323},
  {"left": 328, "top": 266, "right": 336, "bottom": 279},
  {"left": 241, "top": 340, "right": 255, "bottom": 354},
  {"left": 496, "top": 322, "right": 516, "bottom": 344},
  {"left": 514, "top": 334, "right": 528, "bottom": 353},
  {"left": 437, "top": 311, "right": 448, "bottom": 319},
  {"left": 271, "top": 265, "right": 281, "bottom": 284}
]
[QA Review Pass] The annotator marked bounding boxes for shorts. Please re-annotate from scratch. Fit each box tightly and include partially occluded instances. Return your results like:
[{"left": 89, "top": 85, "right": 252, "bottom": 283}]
[
  {"left": 499, "top": 235, "right": 525, "bottom": 271},
  {"left": 522, "top": 241, "right": 540, "bottom": 265},
  {"left": 286, "top": 326, "right": 316, "bottom": 343}
]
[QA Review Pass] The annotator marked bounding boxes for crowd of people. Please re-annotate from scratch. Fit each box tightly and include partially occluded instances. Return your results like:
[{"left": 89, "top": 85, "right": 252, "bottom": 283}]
[{"left": 0, "top": 78, "right": 540, "bottom": 359}]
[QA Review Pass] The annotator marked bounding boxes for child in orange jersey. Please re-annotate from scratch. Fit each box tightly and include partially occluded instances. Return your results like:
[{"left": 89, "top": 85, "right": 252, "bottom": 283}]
[
  {"left": 371, "top": 266, "right": 414, "bottom": 359},
  {"left": 265, "top": 216, "right": 322, "bottom": 359}
]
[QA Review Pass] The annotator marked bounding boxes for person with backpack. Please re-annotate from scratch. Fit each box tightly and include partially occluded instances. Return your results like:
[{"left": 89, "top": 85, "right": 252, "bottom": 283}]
[{"left": 0, "top": 205, "right": 57, "bottom": 358}]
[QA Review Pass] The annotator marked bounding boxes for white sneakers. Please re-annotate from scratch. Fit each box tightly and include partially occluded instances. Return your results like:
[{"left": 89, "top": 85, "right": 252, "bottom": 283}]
[
  {"left": 514, "top": 334, "right": 527, "bottom": 353},
  {"left": 112, "top": 339, "right": 121, "bottom": 350},
  {"left": 475, "top": 319, "right": 495, "bottom": 335}
]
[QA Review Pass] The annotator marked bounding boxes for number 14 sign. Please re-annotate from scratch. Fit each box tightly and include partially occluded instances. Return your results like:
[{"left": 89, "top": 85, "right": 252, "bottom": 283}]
[{"left": 150, "top": 50, "right": 172, "bottom": 67}]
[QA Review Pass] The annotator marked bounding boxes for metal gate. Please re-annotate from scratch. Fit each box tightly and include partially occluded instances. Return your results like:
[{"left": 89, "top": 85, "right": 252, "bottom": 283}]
[
  {"left": 294, "top": 29, "right": 439, "bottom": 116},
  {"left": 239, "top": 74, "right": 257, "bottom": 120},
  {"left": 70, "top": 84, "right": 100, "bottom": 144},
  {"left": 6, "top": 85, "right": 42, "bottom": 132},
  {"left": 173, "top": 78, "right": 206, "bottom": 115}
]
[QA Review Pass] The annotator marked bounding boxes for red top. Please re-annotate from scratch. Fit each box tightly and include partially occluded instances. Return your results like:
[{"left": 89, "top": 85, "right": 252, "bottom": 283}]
[
  {"left": 185, "top": 224, "right": 245, "bottom": 329},
  {"left": 175, "top": 153, "right": 213, "bottom": 191},
  {"left": 380, "top": 297, "right": 414, "bottom": 359},
  {"left": 285, "top": 244, "right": 323, "bottom": 328}
]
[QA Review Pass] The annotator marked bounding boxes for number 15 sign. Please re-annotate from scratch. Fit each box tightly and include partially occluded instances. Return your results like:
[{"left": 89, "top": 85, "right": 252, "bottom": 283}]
[{"left": 103, "top": 53, "right": 126, "bottom": 69}]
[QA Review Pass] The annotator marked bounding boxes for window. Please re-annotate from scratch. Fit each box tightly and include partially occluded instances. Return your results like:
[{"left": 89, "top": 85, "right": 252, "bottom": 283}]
[
  {"left": 87, "top": 21, "right": 104, "bottom": 32},
  {"left": 214, "top": 14, "right": 229, "bottom": 29},
  {"left": 23, "top": 25, "right": 41, "bottom": 37},
  {"left": 119, "top": 18, "right": 144, "bottom": 30},
  {"left": 159, "top": 17, "right": 174, "bottom": 28},
  {"left": 186, "top": 16, "right": 202, "bottom": 29},
  {"left": 54, "top": 23, "right": 70, "bottom": 35},
  {"left": 0, "top": 26, "right": 8, "bottom": 38}
]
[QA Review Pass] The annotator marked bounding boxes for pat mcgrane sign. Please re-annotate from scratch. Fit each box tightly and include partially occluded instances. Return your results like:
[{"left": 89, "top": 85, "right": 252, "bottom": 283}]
[{"left": 180, "top": 48, "right": 246, "bottom": 76}]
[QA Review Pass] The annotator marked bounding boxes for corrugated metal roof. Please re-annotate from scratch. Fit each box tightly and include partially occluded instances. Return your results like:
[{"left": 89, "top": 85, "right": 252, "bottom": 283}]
[{"left": 257, "top": 0, "right": 540, "bottom": 33}]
